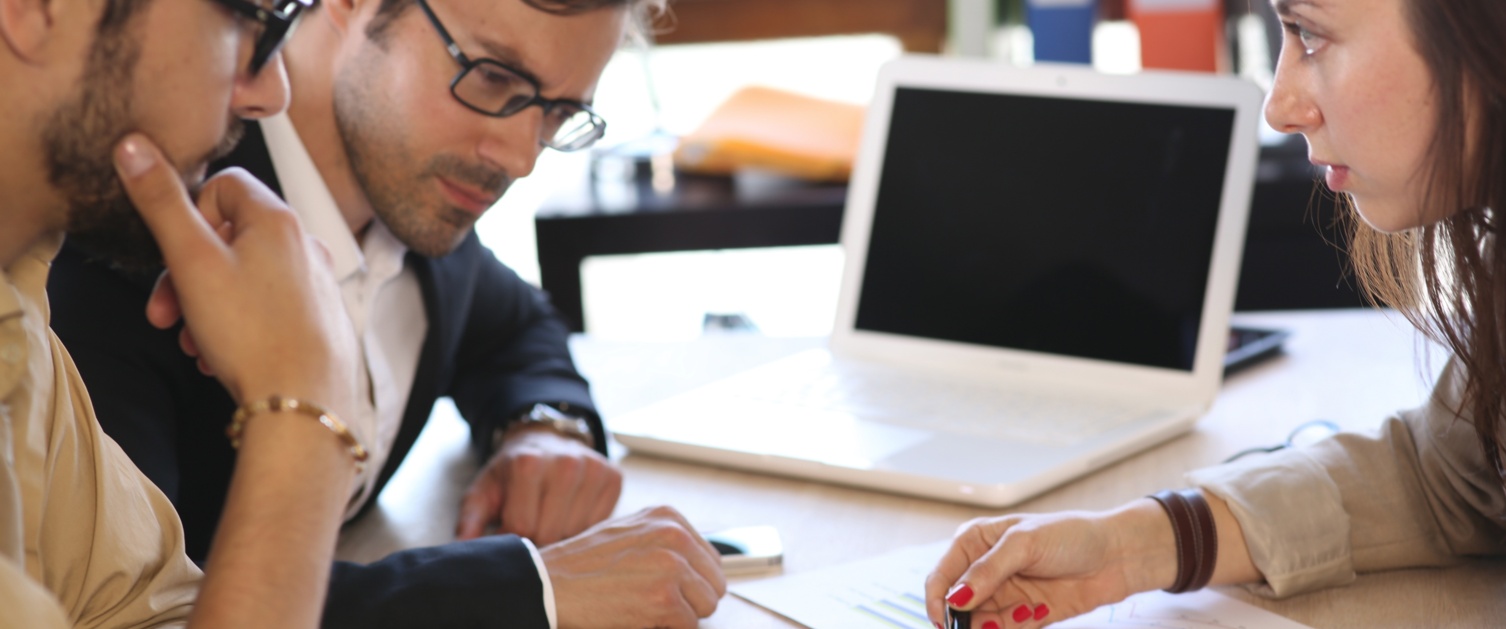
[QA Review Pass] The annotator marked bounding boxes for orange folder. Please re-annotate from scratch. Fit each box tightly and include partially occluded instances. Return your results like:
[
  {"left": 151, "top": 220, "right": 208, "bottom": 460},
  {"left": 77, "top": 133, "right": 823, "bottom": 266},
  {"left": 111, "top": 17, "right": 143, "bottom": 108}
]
[
  {"left": 1128, "top": 0, "right": 1227, "bottom": 73},
  {"left": 674, "top": 86, "right": 865, "bottom": 182}
]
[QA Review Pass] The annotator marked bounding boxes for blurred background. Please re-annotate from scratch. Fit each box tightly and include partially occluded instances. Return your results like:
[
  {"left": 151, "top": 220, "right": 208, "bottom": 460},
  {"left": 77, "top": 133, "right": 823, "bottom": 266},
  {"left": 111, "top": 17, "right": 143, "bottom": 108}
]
[{"left": 476, "top": 0, "right": 1360, "bottom": 341}]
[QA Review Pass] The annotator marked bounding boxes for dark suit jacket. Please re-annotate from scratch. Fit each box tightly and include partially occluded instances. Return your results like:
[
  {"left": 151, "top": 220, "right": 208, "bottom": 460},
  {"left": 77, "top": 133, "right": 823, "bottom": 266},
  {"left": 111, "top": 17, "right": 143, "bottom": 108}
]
[{"left": 47, "top": 121, "right": 606, "bottom": 629}]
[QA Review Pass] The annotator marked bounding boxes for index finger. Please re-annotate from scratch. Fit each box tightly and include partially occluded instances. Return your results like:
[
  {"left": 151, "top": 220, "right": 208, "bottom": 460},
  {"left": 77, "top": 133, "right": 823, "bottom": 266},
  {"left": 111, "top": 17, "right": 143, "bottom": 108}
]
[
  {"left": 648, "top": 506, "right": 722, "bottom": 562},
  {"left": 637, "top": 507, "right": 726, "bottom": 596},
  {"left": 500, "top": 461, "right": 545, "bottom": 540},
  {"left": 193, "top": 166, "right": 293, "bottom": 233},
  {"left": 927, "top": 535, "right": 983, "bottom": 624},
  {"left": 113, "top": 134, "right": 227, "bottom": 272},
  {"left": 927, "top": 517, "right": 1017, "bottom": 623},
  {"left": 948, "top": 524, "right": 1037, "bottom": 615}
]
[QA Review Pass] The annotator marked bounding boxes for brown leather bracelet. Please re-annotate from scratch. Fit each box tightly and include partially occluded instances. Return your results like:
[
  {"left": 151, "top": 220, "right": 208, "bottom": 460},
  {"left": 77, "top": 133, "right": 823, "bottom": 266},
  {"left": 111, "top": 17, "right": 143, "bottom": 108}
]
[{"left": 1148, "top": 489, "right": 1218, "bottom": 593}]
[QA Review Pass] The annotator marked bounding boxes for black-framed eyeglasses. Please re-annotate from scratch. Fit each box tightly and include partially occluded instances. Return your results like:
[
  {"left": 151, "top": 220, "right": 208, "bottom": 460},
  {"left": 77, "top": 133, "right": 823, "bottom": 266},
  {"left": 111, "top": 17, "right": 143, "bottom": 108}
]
[
  {"left": 211, "top": 0, "right": 316, "bottom": 75},
  {"left": 415, "top": 0, "right": 607, "bottom": 152}
]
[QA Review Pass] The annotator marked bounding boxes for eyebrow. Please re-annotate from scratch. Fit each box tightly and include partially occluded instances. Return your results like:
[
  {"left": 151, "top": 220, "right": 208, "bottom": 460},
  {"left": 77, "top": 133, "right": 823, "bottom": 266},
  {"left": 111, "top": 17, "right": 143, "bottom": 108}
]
[
  {"left": 470, "top": 37, "right": 543, "bottom": 86},
  {"left": 1272, "top": 0, "right": 1318, "bottom": 17},
  {"left": 470, "top": 36, "right": 597, "bottom": 105}
]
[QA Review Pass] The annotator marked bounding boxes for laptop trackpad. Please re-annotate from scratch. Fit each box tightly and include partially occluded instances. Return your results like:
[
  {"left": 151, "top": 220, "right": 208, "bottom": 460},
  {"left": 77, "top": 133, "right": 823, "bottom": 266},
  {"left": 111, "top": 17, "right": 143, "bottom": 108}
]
[
  {"left": 876, "top": 435, "right": 1067, "bottom": 485},
  {"left": 627, "top": 401, "right": 930, "bottom": 469}
]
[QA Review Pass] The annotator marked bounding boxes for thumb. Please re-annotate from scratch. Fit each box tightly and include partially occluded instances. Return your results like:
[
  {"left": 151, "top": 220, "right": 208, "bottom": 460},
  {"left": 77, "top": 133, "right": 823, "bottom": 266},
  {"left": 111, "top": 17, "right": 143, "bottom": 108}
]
[{"left": 113, "top": 134, "right": 226, "bottom": 274}]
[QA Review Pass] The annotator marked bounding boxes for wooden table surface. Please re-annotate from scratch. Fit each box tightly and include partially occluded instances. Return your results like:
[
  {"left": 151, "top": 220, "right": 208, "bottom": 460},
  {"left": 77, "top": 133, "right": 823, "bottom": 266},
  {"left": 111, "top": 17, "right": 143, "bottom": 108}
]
[{"left": 337, "top": 309, "right": 1506, "bottom": 627}]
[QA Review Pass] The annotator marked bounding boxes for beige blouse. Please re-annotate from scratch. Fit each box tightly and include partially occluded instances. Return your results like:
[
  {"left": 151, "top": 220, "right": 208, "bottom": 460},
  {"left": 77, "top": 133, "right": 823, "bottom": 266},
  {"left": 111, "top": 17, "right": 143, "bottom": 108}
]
[
  {"left": 0, "top": 237, "right": 201, "bottom": 628},
  {"left": 1190, "top": 356, "right": 1506, "bottom": 597}
]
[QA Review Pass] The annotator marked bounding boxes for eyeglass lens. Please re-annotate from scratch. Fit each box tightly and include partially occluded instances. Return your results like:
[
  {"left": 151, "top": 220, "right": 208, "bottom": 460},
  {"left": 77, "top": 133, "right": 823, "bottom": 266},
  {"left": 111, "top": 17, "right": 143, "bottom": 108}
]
[
  {"left": 454, "top": 63, "right": 603, "bottom": 150},
  {"left": 215, "top": 0, "right": 308, "bottom": 75}
]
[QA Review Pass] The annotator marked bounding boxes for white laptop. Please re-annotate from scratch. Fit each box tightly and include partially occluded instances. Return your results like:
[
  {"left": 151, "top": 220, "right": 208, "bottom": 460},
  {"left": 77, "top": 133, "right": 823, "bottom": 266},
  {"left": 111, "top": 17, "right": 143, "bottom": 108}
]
[{"left": 611, "top": 56, "right": 1264, "bottom": 507}]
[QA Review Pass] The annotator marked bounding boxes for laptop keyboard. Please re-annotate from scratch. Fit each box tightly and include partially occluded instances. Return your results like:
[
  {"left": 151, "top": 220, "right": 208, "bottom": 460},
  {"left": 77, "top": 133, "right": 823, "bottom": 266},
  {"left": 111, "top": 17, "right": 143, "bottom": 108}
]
[{"left": 728, "top": 358, "right": 1167, "bottom": 447}]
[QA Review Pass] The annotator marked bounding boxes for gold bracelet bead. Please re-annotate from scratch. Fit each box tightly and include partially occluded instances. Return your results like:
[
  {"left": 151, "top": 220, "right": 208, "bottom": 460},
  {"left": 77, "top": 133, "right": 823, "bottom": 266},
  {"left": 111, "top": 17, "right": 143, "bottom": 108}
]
[{"left": 227, "top": 395, "right": 369, "bottom": 470}]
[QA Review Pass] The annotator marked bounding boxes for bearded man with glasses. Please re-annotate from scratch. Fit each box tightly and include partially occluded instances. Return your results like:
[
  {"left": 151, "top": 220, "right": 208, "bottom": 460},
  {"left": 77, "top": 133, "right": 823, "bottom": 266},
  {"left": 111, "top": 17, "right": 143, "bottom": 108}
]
[
  {"left": 47, "top": 0, "right": 726, "bottom": 628},
  {"left": 0, "top": 0, "right": 402, "bottom": 624}
]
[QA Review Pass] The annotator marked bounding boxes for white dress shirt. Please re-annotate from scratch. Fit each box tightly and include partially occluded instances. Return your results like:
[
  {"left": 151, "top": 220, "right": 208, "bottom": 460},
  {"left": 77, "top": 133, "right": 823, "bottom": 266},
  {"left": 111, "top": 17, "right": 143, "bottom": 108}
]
[{"left": 260, "top": 113, "right": 557, "bottom": 628}]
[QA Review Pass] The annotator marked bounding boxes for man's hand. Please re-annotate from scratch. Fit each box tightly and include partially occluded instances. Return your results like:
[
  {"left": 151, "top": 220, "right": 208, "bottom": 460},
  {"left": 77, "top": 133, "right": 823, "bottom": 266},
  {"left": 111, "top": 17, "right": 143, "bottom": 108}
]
[
  {"left": 114, "top": 131, "right": 363, "bottom": 629},
  {"left": 114, "top": 133, "right": 358, "bottom": 414},
  {"left": 456, "top": 427, "right": 622, "bottom": 545},
  {"left": 542, "top": 506, "right": 726, "bottom": 629}
]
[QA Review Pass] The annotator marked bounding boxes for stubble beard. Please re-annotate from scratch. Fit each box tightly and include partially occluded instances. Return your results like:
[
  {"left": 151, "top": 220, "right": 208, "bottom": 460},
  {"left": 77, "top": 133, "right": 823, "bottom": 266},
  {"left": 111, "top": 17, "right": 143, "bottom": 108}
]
[
  {"left": 50, "top": 28, "right": 244, "bottom": 273},
  {"left": 332, "top": 62, "right": 512, "bottom": 258}
]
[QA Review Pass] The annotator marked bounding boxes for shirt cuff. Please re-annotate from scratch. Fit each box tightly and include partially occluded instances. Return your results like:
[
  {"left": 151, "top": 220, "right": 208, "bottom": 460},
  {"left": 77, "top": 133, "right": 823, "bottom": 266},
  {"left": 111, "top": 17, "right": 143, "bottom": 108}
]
[
  {"left": 519, "top": 537, "right": 558, "bottom": 629},
  {"left": 1187, "top": 447, "right": 1356, "bottom": 598}
]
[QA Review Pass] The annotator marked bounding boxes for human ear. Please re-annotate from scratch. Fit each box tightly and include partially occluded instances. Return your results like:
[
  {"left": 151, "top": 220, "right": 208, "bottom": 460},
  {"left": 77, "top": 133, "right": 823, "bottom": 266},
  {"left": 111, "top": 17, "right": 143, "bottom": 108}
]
[
  {"left": 0, "top": 0, "right": 54, "bottom": 62},
  {"left": 319, "top": 0, "right": 362, "bottom": 35}
]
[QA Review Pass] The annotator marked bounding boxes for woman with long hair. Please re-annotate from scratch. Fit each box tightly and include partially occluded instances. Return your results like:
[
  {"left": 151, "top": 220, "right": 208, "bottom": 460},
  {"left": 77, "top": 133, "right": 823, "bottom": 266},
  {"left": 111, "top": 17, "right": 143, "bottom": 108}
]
[{"left": 926, "top": 0, "right": 1506, "bottom": 625}]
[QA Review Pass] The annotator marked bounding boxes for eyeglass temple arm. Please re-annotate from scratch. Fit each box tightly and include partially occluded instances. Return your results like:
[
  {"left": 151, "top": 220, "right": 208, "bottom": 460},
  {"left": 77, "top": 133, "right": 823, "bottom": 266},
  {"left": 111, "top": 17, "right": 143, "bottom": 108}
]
[{"left": 415, "top": 0, "right": 471, "bottom": 64}]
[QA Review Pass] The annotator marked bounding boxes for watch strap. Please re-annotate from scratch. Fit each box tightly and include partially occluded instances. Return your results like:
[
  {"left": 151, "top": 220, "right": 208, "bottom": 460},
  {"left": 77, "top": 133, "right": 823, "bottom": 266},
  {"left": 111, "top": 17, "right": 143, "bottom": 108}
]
[{"left": 493, "top": 403, "right": 595, "bottom": 451}]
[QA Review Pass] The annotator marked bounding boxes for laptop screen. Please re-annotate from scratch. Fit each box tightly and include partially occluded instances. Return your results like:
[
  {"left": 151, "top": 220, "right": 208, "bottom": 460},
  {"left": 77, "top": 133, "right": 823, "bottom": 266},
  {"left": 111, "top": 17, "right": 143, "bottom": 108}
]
[{"left": 853, "top": 87, "right": 1236, "bottom": 372}]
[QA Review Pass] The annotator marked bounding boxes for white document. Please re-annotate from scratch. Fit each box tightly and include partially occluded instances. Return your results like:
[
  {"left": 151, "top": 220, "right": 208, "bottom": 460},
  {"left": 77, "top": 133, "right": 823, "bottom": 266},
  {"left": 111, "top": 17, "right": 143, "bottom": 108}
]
[
  {"left": 731, "top": 541, "right": 1314, "bottom": 629},
  {"left": 1053, "top": 589, "right": 1314, "bottom": 629}
]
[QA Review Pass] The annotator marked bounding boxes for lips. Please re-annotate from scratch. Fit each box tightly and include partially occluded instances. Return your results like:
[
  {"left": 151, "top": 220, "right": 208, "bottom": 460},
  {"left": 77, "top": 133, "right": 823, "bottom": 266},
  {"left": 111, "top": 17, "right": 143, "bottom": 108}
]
[
  {"left": 1311, "top": 159, "right": 1350, "bottom": 192},
  {"left": 437, "top": 177, "right": 498, "bottom": 215}
]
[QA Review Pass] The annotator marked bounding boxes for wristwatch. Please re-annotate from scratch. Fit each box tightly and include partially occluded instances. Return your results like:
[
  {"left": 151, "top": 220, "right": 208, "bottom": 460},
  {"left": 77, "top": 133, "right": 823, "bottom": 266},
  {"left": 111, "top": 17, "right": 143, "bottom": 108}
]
[{"left": 492, "top": 403, "right": 595, "bottom": 451}]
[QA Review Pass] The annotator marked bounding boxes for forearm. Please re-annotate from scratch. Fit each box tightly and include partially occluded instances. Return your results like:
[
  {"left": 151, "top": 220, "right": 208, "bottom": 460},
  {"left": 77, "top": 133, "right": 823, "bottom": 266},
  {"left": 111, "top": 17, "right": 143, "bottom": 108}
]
[
  {"left": 112, "top": 137, "right": 366, "bottom": 629},
  {"left": 1106, "top": 493, "right": 1261, "bottom": 594},
  {"left": 188, "top": 410, "right": 357, "bottom": 629},
  {"left": 1186, "top": 406, "right": 1506, "bottom": 597},
  {"left": 321, "top": 537, "right": 549, "bottom": 629},
  {"left": 1202, "top": 491, "right": 1262, "bottom": 585}
]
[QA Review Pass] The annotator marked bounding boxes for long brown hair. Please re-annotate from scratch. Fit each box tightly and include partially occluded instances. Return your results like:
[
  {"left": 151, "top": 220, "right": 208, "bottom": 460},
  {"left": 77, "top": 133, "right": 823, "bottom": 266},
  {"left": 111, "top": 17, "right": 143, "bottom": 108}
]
[{"left": 1350, "top": 0, "right": 1506, "bottom": 476}]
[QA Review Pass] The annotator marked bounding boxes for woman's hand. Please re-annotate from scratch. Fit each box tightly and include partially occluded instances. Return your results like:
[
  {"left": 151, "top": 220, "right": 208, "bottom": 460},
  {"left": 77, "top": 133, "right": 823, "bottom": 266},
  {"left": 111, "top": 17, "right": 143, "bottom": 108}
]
[{"left": 925, "top": 500, "right": 1179, "bottom": 628}]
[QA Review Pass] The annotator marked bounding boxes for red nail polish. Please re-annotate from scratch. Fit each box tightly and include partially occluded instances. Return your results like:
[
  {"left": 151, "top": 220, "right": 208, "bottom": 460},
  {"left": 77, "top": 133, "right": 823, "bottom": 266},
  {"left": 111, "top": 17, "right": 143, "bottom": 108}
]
[
  {"left": 1012, "top": 604, "right": 1032, "bottom": 623},
  {"left": 934, "top": 623, "right": 943, "bottom": 629},
  {"left": 946, "top": 584, "right": 975, "bottom": 608},
  {"left": 983, "top": 621, "right": 1000, "bottom": 629},
  {"left": 1033, "top": 604, "right": 1050, "bottom": 621}
]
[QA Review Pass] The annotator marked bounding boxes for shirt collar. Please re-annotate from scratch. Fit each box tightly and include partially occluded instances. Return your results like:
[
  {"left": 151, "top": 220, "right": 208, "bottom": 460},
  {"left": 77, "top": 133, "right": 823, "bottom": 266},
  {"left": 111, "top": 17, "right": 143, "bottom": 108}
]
[
  {"left": 260, "top": 113, "right": 364, "bottom": 281},
  {"left": 0, "top": 233, "right": 61, "bottom": 401},
  {"left": 1, "top": 232, "right": 62, "bottom": 322}
]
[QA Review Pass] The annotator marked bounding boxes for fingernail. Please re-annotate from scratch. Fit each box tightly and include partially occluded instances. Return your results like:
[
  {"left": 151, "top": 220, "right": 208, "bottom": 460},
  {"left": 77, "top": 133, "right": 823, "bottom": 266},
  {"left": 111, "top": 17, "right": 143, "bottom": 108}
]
[
  {"left": 934, "top": 623, "right": 943, "bottom": 629},
  {"left": 945, "top": 583, "right": 974, "bottom": 608},
  {"left": 1012, "top": 604, "right": 1032, "bottom": 623},
  {"left": 115, "top": 136, "right": 154, "bottom": 178},
  {"left": 1033, "top": 604, "right": 1050, "bottom": 621},
  {"left": 982, "top": 621, "right": 1000, "bottom": 629}
]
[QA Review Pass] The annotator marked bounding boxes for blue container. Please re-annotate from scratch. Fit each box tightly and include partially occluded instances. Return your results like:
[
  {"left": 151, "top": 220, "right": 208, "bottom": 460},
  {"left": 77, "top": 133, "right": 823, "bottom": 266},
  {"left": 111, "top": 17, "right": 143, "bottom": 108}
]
[{"left": 1026, "top": 0, "right": 1098, "bottom": 64}]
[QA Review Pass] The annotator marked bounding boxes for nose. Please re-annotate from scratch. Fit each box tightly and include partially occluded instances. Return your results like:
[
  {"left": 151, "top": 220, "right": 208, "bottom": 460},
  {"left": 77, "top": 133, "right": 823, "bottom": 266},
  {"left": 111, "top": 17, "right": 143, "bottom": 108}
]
[
  {"left": 476, "top": 107, "right": 545, "bottom": 180},
  {"left": 230, "top": 53, "right": 291, "bottom": 120},
  {"left": 1263, "top": 47, "right": 1321, "bottom": 134}
]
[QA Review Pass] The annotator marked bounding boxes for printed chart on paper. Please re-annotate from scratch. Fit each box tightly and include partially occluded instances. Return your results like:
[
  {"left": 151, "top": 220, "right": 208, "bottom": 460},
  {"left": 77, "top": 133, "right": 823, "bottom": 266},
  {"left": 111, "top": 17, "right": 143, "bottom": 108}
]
[{"left": 731, "top": 542, "right": 1314, "bottom": 629}]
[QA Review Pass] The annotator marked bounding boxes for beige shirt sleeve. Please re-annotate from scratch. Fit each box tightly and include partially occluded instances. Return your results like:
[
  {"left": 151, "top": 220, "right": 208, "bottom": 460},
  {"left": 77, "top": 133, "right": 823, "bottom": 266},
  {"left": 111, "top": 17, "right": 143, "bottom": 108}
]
[
  {"left": 1, "top": 240, "right": 200, "bottom": 629},
  {"left": 1188, "top": 357, "right": 1506, "bottom": 597},
  {"left": 0, "top": 558, "right": 71, "bottom": 629}
]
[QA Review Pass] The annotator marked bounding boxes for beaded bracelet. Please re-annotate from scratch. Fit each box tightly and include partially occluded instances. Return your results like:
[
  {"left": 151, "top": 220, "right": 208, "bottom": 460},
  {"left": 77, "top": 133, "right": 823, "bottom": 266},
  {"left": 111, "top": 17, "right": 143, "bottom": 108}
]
[{"left": 227, "top": 395, "right": 369, "bottom": 470}]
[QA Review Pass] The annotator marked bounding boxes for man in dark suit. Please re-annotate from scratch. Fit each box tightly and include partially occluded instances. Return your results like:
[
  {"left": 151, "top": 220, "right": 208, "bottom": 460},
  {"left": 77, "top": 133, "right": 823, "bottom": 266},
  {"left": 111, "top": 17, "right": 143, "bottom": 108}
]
[{"left": 47, "top": 0, "right": 726, "bottom": 627}]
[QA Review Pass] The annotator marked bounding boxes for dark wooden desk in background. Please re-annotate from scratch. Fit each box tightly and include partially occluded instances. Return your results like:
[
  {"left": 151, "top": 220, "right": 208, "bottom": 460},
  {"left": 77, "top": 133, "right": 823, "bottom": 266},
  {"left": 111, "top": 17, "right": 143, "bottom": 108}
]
[
  {"left": 653, "top": 0, "right": 949, "bottom": 53},
  {"left": 535, "top": 173, "right": 847, "bottom": 332}
]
